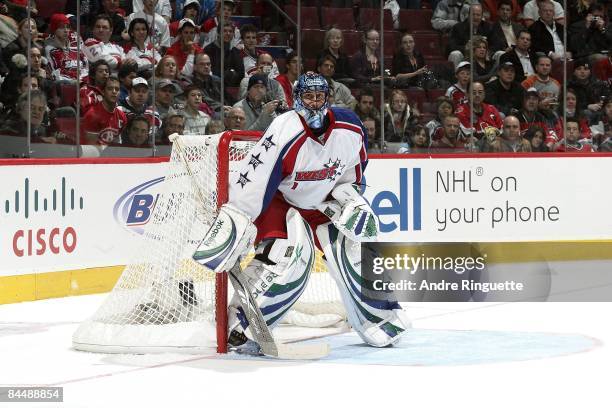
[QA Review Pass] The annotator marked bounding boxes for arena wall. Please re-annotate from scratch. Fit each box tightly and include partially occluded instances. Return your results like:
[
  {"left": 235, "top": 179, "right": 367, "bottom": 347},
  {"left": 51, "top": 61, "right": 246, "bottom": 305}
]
[{"left": 2, "top": 154, "right": 612, "bottom": 304}]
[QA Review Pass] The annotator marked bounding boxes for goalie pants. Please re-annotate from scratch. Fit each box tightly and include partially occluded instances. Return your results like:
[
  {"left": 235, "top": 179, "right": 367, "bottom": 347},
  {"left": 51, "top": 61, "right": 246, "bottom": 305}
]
[{"left": 231, "top": 194, "right": 410, "bottom": 347}]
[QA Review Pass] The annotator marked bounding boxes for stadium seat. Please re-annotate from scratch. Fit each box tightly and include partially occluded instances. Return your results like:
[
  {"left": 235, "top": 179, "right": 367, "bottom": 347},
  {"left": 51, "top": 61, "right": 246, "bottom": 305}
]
[
  {"left": 52, "top": 117, "right": 77, "bottom": 142},
  {"left": 403, "top": 87, "right": 426, "bottom": 110},
  {"left": 427, "top": 88, "right": 447, "bottom": 102},
  {"left": 550, "top": 59, "right": 574, "bottom": 83},
  {"left": 358, "top": 9, "right": 394, "bottom": 31},
  {"left": 37, "top": 0, "right": 67, "bottom": 19},
  {"left": 57, "top": 83, "right": 77, "bottom": 108},
  {"left": 283, "top": 5, "right": 321, "bottom": 29},
  {"left": 412, "top": 32, "right": 444, "bottom": 58},
  {"left": 321, "top": 7, "right": 356, "bottom": 30},
  {"left": 231, "top": 15, "right": 261, "bottom": 29},
  {"left": 299, "top": 29, "right": 326, "bottom": 58},
  {"left": 342, "top": 30, "right": 362, "bottom": 55},
  {"left": 399, "top": 9, "right": 433, "bottom": 32},
  {"left": 226, "top": 87, "right": 239, "bottom": 101}
]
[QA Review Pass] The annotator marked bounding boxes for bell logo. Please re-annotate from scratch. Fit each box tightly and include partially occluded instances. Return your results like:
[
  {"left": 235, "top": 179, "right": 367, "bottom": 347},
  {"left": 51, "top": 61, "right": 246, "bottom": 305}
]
[{"left": 367, "top": 168, "right": 422, "bottom": 233}]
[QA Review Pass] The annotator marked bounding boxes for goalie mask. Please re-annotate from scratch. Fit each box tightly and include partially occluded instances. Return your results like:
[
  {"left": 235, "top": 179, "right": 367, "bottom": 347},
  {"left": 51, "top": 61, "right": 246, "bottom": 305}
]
[{"left": 293, "top": 72, "right": 329, "bottom": 130}]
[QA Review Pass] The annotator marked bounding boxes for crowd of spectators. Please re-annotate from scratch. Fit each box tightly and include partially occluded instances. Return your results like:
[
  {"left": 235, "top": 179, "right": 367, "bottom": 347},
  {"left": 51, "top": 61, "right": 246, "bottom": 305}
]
[{"left": 0, "top": 0, "right": 610, "bottom": 155}]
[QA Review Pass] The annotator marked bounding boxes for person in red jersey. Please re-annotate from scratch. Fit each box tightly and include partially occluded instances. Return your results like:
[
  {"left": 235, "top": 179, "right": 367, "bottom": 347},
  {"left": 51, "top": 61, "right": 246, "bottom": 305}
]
[
  {"left": 81, "top": 76, "right": 127, "bottom": 145},
  {"left": 446, "top": 61, "right": 471, "bottom": 106},
  {"left": 80, "top": 60, "right": 111, "bottom": 114},
  {"left": 165, "top": 18, "right": 204, "bottom": 77},
  {"left": 455, "top": 81, "right": 503, "bottom": 138},
  {"left": 555, "top": 118, "right": 594, "bottom": 152}
]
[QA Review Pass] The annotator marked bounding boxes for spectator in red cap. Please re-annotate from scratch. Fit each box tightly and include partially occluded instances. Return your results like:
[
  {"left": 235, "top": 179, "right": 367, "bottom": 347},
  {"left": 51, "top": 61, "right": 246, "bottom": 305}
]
[
  {"left": 165, "top": 18, "right": 204, "bottom": 78},
  {"left": 44, "top": 13, "right": 89, "bottom": 82}
]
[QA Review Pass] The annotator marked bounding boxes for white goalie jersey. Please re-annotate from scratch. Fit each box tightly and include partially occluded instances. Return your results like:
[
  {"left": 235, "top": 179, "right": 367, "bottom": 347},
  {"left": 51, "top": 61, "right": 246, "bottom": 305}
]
[{"left": 228, "top": 107, "right": 368, "bottom": 221}]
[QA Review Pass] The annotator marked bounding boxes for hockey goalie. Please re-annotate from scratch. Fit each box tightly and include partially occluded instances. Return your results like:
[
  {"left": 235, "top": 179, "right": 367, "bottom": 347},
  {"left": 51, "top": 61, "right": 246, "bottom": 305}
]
[{"left": 193, "top": 72, "right": 411, "bottom": 353}]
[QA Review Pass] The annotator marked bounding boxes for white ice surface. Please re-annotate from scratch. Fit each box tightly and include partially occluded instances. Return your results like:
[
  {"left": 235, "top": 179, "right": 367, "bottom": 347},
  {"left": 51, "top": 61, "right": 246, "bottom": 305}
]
[{"left": 1, "top": 295, "right": 610, "bottom": 408}]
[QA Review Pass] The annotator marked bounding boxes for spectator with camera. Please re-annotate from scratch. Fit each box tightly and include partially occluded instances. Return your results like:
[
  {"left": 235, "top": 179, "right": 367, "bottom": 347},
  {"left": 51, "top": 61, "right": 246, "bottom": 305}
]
[
  {"left": 233, "top": 74, "right": 278, "bottom": 131},
  {"left": 391, "top": 33, "right": 429, "bottom": 88},
  {"left": 568, "top": 59, "right": 610, "bottom": 122},
  {"left": 237, "top": 52, "right": 286, "bottom": 105},
  {"left": 569, "top": 3, "right": 611, "bottom": 63}
]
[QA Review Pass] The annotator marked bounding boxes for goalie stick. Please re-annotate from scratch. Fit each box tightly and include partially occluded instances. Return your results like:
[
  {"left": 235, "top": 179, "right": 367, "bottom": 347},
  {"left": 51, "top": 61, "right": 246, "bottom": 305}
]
[{"left": 169, "top": 133, "right": 330, "bottom": 360}]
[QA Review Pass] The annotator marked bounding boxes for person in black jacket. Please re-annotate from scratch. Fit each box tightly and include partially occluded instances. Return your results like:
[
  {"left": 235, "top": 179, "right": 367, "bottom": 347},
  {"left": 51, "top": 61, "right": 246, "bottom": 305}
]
[
  {"left": 489, "top": 0, "right": 525, "bottom": 60},
  {"left": 447, "top": 4, "right": 492, "bottom": 68},
  {"left": 391, "top": 33, "right": 427, "bottom": 88},
  {"left": 567, "top": 59, "right": 610, "bottom": 122},
  {"left": 528, "top": 0, "right": 571, "bottom": 60},
  {"left": 501, "top": 29, "right": 538, "bottom": 82},
  {"left": 203, "top": 20, "right": 244, "bottom": 86},
  {"left": 485, "top": 60, "right": 525, "bottom": 116},
  {"left": 568, "top": 3, "right": 612, "bottom": 62}
]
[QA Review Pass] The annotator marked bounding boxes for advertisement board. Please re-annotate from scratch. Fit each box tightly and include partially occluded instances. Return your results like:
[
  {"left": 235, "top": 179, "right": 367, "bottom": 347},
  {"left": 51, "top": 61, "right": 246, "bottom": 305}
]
[{"left": 1, "top": 155, "right": 612, "bottom": 278}]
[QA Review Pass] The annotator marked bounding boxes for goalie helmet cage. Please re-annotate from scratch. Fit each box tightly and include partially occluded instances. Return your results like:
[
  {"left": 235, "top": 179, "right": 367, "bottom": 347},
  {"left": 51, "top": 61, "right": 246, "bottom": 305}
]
[{"left": 72, "top": 131, "right": 345, "bottom": 355}]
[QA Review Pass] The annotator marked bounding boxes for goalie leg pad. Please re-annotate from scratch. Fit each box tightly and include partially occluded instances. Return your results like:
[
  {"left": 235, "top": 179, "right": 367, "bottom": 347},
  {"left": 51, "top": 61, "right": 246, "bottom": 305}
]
[
  {"left": 228, "top": 208, "right": 317, "bottom": 334},
  {"left": 316, "top": 223, "right": 411, "bottom": 347},
  {"left": 192, "top": 204, "right": 257, "bottom": 273}
]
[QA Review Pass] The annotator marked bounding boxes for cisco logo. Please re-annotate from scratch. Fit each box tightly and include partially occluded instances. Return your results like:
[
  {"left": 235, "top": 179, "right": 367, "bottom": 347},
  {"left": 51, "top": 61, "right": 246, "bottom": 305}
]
[
  {"left": 364, "top": 168, "right": 422, "bottom": 233},
  {"left": 113, "top": 177, "right": 164, "bottom": 235}
]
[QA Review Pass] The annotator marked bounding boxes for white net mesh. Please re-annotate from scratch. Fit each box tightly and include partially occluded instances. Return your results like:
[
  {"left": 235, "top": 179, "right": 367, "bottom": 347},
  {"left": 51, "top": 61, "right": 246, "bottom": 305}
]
[{"left": 73, "top": 133, "right": 345, "bottom": 354}]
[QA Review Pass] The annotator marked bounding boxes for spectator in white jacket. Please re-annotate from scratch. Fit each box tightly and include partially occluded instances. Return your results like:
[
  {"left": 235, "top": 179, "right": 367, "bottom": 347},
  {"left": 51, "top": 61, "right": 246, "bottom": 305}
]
[{"left": 84, "top": 15, "right": 126, "bottom": 73}]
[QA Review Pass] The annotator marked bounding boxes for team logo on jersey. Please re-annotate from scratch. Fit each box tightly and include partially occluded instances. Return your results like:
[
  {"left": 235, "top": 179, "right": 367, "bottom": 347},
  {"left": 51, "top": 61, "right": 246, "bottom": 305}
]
[
  {"left": 237, "top": 171, "right": 251, "bottom": 188},
  {"left": 262, "top": 134, "right": 276, "bottom": 151},
  {"left": 294, "top": 158, "right": 345, "bottom": 183},
  {"left": 249, "top": 153, "right": 264, "bottom": 170}
]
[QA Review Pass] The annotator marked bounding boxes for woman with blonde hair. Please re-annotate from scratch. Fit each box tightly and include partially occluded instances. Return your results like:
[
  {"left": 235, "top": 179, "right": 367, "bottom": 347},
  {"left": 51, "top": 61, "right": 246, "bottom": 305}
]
[
  {"left": 317, "top": 27, "right": 352, "bottom": 82},
  {"left": 383, "top": 89, "right": 419, "bottom": 143},
  {"left": 465, "top": 36, "right": 495, "bottom": 83}
]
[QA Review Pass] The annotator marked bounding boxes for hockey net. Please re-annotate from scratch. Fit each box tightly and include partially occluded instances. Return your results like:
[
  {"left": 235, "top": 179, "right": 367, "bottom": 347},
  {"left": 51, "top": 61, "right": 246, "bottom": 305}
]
[{"left": 73, "top": 131, "right": 345, "bottom": 354}]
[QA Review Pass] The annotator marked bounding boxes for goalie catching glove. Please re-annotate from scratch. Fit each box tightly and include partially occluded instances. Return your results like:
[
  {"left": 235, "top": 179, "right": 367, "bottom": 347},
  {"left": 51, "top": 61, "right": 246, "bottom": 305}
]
[
  {"left": 317, "top": 183, "right": 379, "bottom": 242},
  {"left": 192, "top": 204, "right": 257, "bottom": 272}
]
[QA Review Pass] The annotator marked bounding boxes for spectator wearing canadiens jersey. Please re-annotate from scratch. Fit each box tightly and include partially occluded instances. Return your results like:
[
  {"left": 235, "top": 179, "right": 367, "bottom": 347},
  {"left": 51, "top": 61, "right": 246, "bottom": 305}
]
[
  {"left": 446, "top": 61, "right": 471, "bottom": 106},
  {"left": 44, "top": 13, "right": 89, "bottom": 83},
  {"left": 84, "top": 14, "right": 126, "bottom": 73},
  {"left": 555, "top": 118, "right": 594, "bottom": 152},
  {"left": 124, "top": 18, "right": 161, "bottom": 74},
  {"left": 80, "top": 60, "right": 111, "bottom": 114},
  {"left": 81, "top": 76, "right": 127, "bottom": 145}
]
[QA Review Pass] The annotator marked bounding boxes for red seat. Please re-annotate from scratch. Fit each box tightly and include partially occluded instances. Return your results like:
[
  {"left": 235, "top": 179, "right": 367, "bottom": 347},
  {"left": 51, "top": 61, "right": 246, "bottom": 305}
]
[
  {"left": 321, "top": 7, "right": 356, "bottom": 30},
  {"left": 52, "top": 117, "right": 77, "bottom": 142},
  {"left": 427, "top": 88, "right": 448, "bottom": 102},
  {"left": 412, "top": 32, "right": 444, "bottom": 58},
  {"left": 550, "top": 59, "right": 574, "bottom": 83},
  {"left": 403, "top": 87, "right": 427, "bottom": 110},
  {"left": 358, "top": 9, "right": 394, "bottom": 31},
  {"left": 226, "top": 87, "right": 239, "bottom": 101},
  {"left": 57, "top": 83, "right": 77, "bottom": 108},
  {"left": 284, "top": 5, "right": 320, "bottom": 29},
  {"left": 37, "top": 0, "right": 68, "bottom": 19},
  {"left": 399, "top": 9, "right": 433, "bottom": 32},
  {"left": 382, "top": 31, "right": 397, "bottom": 57},
  {"left": 342, "top": 30, "right": 362, "bottom": 55},
  {"left": 299, "top": 29, "right": 326, "bottom": 59}
]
